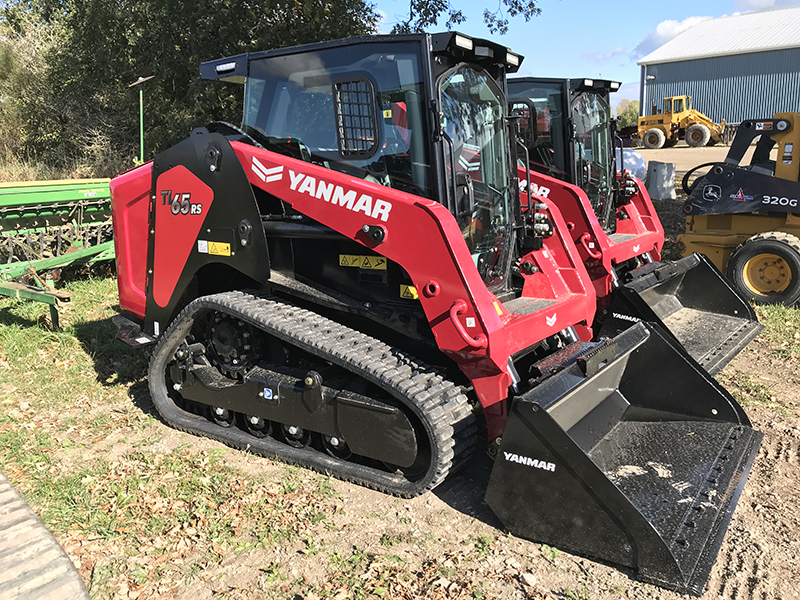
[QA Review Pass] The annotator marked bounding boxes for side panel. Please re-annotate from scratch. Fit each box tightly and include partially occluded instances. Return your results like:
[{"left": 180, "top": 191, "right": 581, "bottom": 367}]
[
  {"left": 111, "top": 164, "right": 153, "bottom": 318},
  {"left": 152, "top": 166, "right": 215, "bottom": 308}
]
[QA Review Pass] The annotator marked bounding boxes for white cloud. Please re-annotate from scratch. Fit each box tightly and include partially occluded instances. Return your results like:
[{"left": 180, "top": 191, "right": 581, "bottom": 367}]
[
  {"left": 580, "top": 47, "right": 626, "bottom": 63},
  {"left": 375, "top": 9, "right": 389, "bottom": 34},
  {"left": 632, "top": 16, "right": 713, "bottom": 58}
]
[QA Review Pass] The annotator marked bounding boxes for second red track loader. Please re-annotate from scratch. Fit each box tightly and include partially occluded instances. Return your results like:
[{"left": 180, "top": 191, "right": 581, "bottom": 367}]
[
  {"left": 111, "top": 33, "right": 761, "bottom": 595},
  {"left": 508, "top": 78, "right": 761, "bottom": 375}
]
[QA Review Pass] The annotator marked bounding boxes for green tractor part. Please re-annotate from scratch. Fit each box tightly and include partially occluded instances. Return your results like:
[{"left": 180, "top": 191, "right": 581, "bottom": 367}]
[{"left": 0, "top": 179, "right": 114, "bottom": 327}]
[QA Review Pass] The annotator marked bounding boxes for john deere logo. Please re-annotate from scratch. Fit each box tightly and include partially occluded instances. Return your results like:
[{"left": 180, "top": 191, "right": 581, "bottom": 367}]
[{"left": 702, "top": 185, "right": 721, "bottom": 201}]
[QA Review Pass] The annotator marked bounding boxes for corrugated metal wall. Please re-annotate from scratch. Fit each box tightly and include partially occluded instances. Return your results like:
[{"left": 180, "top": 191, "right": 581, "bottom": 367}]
[{"left": 639, "top": 48, "right": 800, "bottom": 123}]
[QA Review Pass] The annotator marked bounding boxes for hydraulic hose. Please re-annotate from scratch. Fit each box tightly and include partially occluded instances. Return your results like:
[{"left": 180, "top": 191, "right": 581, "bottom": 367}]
[{"left": 681, "top": 162, "right": 719, "bottom": 195}]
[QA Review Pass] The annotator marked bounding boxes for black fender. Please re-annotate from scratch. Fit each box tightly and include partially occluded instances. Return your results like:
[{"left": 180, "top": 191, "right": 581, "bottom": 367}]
[{"left": 144, "top": 129, "right": 269, "bottom": 335}]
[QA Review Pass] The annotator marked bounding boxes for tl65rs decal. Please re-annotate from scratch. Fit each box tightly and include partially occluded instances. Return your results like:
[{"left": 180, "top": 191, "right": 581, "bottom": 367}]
[{"left": 161, "top": 190, "right": 204, "bottom": 215}]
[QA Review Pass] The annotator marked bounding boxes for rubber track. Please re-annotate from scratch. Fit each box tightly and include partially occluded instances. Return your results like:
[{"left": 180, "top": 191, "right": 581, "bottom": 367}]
[
  {"left": 148, "top": 291, "right": 477, "bottom": 497},
  {"left": 0, "top": 470, "right": 89, "bottom": 599}
]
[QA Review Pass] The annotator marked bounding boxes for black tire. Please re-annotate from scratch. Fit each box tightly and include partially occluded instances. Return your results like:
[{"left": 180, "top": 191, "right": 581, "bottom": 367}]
[
  {"left": 643, "top": 128, "right": 665, "bottom": 149},
  {"left": 686, "top": 123, "right": 711, "bottom": 148},
  {"left": 663, "top": 138, "right": 678, "bottom": 148},
  {"left": 727, "top": 232, "right": 800, "bottom": 306}
]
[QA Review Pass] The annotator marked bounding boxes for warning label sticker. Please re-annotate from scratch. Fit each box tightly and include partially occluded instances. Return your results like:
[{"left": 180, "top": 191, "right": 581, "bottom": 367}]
[
  {"left": 339, "top": 255, "right": 387, "bottom": 270},
  {"left": 400, "top": 285, "right": 418, "bottom": 300},
  {"left": 756, "top": 121, "right": 773, "bottom": 131},
  {"left": 209, "top": 242, "right": 231, "bottom": 256}
]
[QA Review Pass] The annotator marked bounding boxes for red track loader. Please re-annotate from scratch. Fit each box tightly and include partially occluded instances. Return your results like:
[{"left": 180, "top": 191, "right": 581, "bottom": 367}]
[
  {"left": 111, "top": 33, "right": 761, "bottom": 595},
  {"left": 508, "top": 78, "right": 762, "bottom": 375}
]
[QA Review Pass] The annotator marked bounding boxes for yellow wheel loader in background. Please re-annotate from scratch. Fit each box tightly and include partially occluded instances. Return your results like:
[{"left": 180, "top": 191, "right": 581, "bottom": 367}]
[
  {"left": 679, "top": 113, "right": 800, "bottom": 305},
  {"left": 638, "top": 95, "right": 726, "bottom": 149}
]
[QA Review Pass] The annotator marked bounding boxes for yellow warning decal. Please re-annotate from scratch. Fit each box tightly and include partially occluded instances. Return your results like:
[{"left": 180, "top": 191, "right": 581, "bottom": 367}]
[
  {"left": 338, "top": 254, "right": 387, "bottom": 270},
  {"left": 209, "top": 242, "right": 231, "bottom": 256},
  {"left": 400, "top": 285, "right": 418, "bottom": 300},
  {"left": 493, "top": 301, "right": 503, "bottom": 316},
  {"left": 383, "top": 109, "right": 392, "bottom": 118}
]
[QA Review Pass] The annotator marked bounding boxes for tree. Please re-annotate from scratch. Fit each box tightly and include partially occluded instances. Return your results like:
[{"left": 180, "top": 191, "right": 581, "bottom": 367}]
[
  {"left": 616, "top": 100, "right": 640, "bottom": 129},
  {"left": 393, "top": 0, "right": 541, "bottom": 35},
  {"left": 0, "top": 0, "right": 380, "bottom": 174}
]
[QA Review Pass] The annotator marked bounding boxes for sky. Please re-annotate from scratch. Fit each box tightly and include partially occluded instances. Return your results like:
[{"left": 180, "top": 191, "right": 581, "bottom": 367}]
[{"left": 373, "top": 0, "right": 800, "bottom": 106}]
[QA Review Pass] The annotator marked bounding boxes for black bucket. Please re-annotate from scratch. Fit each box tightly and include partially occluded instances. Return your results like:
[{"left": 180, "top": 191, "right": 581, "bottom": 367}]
[
  {"left": 600, "top": 253, "right": 762, "bottom": 375},
  {"left": 485, "top": 322, "right": 762, "bottom": 596}
]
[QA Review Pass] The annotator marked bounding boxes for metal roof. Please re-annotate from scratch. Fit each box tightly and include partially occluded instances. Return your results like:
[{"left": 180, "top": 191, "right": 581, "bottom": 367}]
[{"left": 638, "top": 7, "right": 800, "bottom": 65}]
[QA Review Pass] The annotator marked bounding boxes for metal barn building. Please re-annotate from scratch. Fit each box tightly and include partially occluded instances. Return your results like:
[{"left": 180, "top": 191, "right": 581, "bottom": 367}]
[{"left": 638, "top": 7, "right": 800, "bottom": 123}]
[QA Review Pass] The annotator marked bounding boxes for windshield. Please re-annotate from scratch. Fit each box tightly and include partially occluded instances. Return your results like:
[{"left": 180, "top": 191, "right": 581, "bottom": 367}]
[
  {"left": 242, "top": 44, "right": 432, "bottom": 198},
  {"left": 572, "top": 91, "right": 615, "bottom": 229},
  {"left": 440, "top": 65, "right": 513, "bottom": 292}
]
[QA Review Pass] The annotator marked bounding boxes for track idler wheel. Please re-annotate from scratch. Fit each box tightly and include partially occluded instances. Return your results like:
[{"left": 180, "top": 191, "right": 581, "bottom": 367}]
[
  {"left": 322, "top": 434, "right": 352, "bottom": 460},
  {"left": 210, "top": 406, "right": 235, "bottom": 427}
]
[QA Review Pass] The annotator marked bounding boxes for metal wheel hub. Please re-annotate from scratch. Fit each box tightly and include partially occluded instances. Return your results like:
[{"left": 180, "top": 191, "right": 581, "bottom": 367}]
[
  {"left": 208, "top": 315, "right": 256, "bottom": 374},
  {"left": 743, "top": 253, "right": 790, "bottom": 294}
]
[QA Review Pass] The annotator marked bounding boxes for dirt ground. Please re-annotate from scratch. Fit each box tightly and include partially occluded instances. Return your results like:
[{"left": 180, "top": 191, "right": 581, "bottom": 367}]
[
  {"left": 115, "top": 327, "right": 800, "bottom": 600},
  {"left": 637, "top": 142, "right": 733, "bottom": 178}
]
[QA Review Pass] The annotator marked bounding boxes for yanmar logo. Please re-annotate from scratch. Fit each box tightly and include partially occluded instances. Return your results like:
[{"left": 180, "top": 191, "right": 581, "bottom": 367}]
[
  {"left": 252, "top": 158, "right": 284, "bottom": 183},
  {"left": 287, "top": 170, "right": 392, "bottom": 222},
  {"left": 503, "top": 452, "right": 556, "bottom": 472},
  {"left": 612, "top": 312, "right": 640, "bottom": 323}
]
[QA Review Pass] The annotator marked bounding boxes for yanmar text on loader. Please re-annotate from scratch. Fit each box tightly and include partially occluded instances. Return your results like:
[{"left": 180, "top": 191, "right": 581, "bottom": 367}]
[{"left": 110, "top": 33, "right": 762, "bottom": 595}]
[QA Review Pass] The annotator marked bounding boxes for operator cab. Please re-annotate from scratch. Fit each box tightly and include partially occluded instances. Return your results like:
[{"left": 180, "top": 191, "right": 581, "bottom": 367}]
[
  {"left": 664, "top": 95, "right": 690, "bottom": 114},
  {"left": 202, "top": 33, "right": 523, "bottom": 296},
  {"left": 508, "top": 78, "right": 621, "bottom": 231}
]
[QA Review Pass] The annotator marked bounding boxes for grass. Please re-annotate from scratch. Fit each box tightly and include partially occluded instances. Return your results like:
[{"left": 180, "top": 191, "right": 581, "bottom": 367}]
[
  {"left": 541, "top": 544, "right": 560, "bottom": 563},
  {"left": 755, "top": 303, "right": 800, "bottom": 359},
  {"left": 717, "top": 371, "right": 787, "bottom": 414},
  {"left": 0, "top": 274, "right": 345, "bottom": 597},
  {"left": 563, "top": 587, "right": 591, "bottom": 600}
]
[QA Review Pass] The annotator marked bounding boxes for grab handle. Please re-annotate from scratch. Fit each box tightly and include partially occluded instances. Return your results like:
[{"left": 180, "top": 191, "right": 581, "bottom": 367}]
[
  {"left": 579, "top": 233, "right": 602, "bottom": 259},
  {"left": 449, "top": 299, "right": 488, "bottom": 349}
]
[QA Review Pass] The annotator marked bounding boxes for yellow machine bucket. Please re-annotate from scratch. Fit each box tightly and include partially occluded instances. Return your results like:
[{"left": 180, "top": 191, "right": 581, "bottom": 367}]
[{"left": 485, "top": 322, "right": 762, "bottom": 595}]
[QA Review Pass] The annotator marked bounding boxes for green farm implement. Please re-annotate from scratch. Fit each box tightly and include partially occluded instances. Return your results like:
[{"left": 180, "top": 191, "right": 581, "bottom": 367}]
[{"left": 0, "top": 178, "right": 114, "bottom": 327}]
